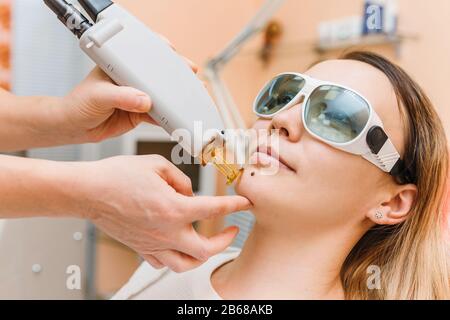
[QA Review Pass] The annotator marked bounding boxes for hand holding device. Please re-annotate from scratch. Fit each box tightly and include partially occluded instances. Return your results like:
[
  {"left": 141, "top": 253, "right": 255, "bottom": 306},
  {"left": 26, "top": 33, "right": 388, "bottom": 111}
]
[
  {"left": 77, "top": 155, "right": 251, "bottom": 272},
  {"left": 45, "top": 0, "right": 244, "bottom": 184}
]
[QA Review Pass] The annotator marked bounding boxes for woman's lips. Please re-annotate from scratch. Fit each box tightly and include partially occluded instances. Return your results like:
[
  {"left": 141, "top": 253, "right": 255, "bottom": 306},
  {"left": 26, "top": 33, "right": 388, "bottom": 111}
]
[{"left": 249, "top": 146, "right": 295, "bottom": 172}]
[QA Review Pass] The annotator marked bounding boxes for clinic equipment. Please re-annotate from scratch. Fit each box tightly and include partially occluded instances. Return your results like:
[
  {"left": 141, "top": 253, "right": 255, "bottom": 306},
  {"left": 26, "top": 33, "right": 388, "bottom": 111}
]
[
  {"left": 43, "top": 0, "right": 243, "bottom": 184},
  {"left": 205, "top": 0, "right": 286, "bottom": 131}
]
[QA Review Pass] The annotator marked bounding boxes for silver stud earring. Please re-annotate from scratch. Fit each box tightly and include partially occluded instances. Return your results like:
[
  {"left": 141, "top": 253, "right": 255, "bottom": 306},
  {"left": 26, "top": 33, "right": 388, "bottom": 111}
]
[{"left": 375, "top": 209, "right": 383, "bottom": 220}]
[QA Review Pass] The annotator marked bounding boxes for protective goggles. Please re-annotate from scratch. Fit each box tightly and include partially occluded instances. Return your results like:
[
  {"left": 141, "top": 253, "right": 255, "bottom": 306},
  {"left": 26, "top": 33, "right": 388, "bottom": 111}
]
[{"left": 253, "top": 72, "right": 414, "bottom": 185}]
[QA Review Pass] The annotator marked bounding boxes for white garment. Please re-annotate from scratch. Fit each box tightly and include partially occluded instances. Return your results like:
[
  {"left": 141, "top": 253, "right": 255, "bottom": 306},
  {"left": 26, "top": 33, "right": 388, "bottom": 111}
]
[{"left": 112, "top": 247, "right": 241, "bottom": 300}]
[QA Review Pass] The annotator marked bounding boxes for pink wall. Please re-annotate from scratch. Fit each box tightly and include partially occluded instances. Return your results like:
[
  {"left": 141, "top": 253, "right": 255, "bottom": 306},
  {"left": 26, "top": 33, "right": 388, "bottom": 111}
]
[{"left": 116, "top": 0, "right": 450, "bottom": 133}]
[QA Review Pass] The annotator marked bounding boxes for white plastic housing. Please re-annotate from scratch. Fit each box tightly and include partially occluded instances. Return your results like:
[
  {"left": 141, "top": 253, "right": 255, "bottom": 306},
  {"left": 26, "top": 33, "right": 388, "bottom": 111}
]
[{"left": 79, "top": 4, "right": 225, "bottom": 157}]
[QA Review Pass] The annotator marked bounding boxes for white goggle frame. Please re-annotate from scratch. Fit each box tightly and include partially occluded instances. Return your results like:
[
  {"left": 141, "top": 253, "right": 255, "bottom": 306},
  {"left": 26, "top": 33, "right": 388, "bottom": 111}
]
[{"left": 253, "top": 72, "right": 403, "bottom": 175}]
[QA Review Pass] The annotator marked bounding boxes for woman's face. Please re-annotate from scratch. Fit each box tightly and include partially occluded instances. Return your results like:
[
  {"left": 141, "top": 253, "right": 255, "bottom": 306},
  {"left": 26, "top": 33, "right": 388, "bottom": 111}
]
[{"left": 236, "top": 60, "right": 406, "bottom": 231}]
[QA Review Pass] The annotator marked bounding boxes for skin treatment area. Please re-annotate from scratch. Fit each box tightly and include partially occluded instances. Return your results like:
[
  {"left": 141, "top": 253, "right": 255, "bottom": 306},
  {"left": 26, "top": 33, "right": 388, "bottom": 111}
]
[{"left": 0, "top": 0, "right": 449, "bottom": 304}]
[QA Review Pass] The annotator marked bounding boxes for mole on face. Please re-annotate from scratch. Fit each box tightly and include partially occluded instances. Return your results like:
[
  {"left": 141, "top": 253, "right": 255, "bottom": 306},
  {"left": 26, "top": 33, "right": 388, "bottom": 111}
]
[{"left": 251, "top": 172, "right": 256, "bottom": 177}]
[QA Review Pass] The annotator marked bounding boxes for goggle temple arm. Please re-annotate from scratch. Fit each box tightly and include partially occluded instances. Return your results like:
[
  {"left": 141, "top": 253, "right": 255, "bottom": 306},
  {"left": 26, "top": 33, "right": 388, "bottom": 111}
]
[{"left": 366, "top": 126, "right": 414, "bottom": 185}]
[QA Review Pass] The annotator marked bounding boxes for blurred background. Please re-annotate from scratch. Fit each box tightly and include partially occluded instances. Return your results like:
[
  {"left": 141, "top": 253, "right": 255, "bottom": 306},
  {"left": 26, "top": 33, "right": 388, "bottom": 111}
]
[{"left": 0, "top": 0, "right": 449, "bottom": 299}]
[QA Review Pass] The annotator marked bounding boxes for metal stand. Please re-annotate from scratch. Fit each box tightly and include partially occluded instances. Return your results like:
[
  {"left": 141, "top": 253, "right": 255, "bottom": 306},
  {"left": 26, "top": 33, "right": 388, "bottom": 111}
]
[{"left": 205, "top": 0, "right": 286, "bottom": 130}]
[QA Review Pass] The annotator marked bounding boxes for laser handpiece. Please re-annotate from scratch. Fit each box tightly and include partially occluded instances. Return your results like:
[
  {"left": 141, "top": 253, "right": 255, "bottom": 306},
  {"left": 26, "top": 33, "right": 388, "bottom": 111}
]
[{"left": 44, "top": 0, "right": 243, "bottom": 184}]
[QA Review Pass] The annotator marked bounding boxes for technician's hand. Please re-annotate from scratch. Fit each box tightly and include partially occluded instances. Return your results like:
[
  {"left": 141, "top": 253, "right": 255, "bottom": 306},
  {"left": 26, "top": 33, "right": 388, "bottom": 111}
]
[
  {"left": 0, "top": 36, "right": 199, "bottom": 152},
  {"left": 59, "top": 38, "right": 198, "bottom": 144},
  {"left": 77, "top": 155, "right": 251, "bottom": 272}
]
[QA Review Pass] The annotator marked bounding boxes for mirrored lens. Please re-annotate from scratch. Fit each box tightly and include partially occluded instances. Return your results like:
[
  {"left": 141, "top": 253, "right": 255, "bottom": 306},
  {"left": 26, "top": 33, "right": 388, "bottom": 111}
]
[
  {"left": 304, "top": 85, "right": 370, "bottom": 143},
  {"left": 255, "top": 74, "right": 306, "bottom": 116}
]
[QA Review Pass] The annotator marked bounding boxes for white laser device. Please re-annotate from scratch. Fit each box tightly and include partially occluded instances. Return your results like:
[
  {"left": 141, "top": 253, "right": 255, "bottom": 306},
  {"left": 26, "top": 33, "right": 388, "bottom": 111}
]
[{"left": 44, "top": 0, "right": 243, "bottom": 184}]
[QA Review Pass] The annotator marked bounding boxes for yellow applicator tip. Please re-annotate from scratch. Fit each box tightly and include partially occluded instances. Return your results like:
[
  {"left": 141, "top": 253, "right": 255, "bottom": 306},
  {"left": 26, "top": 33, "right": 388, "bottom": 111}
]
[{"left": 201, "top": 143, "right": 243, "bottom": 185}]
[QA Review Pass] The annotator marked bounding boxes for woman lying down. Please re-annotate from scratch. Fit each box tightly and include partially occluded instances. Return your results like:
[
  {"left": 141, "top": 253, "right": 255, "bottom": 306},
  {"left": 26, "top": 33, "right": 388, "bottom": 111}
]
[{"left": 114, "top": 51, "right": 450, "bottom": 300}]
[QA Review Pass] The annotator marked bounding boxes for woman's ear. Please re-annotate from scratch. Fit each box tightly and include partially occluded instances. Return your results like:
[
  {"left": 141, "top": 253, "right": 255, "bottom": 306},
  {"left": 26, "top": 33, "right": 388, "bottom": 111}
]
[{"left": 367, "top": 184, "right": 418, "bottom": 225}]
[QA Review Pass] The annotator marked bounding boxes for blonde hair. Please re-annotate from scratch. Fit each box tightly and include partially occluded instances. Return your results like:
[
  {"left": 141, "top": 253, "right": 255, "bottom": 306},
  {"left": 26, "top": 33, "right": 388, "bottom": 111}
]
[{"left": 339, "top": 51, "right": 450, "bottom": 299}]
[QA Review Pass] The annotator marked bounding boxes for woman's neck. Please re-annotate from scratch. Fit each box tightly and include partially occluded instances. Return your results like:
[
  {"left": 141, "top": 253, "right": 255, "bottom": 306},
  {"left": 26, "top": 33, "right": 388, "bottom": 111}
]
[{"left": 211, "top": 219, "right": 365, "bottom": 300}]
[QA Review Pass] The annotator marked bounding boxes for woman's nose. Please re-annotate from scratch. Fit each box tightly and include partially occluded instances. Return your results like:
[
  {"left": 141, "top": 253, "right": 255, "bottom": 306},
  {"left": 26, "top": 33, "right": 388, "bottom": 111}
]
[{"left": 270, "top": 104, "right": 303, "bottom": 141}]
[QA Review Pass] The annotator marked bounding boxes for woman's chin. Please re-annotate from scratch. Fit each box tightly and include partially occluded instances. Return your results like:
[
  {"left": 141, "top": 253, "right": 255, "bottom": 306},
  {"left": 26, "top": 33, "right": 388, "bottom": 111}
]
[
  {"left": 235, "top": 165, "right": 301, "bottom": 212},
  {"left": 235, "top": 167, "right": 275, "bottom": 204},
  {"left": 234, "top": 168, "right": 257, "bottom": 198}
]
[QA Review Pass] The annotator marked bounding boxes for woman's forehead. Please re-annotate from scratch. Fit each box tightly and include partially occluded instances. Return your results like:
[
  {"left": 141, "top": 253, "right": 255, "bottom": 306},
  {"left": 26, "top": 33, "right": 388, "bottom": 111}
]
[{"left": 305, "top": 60, "right": 392, "bottom": 99}]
